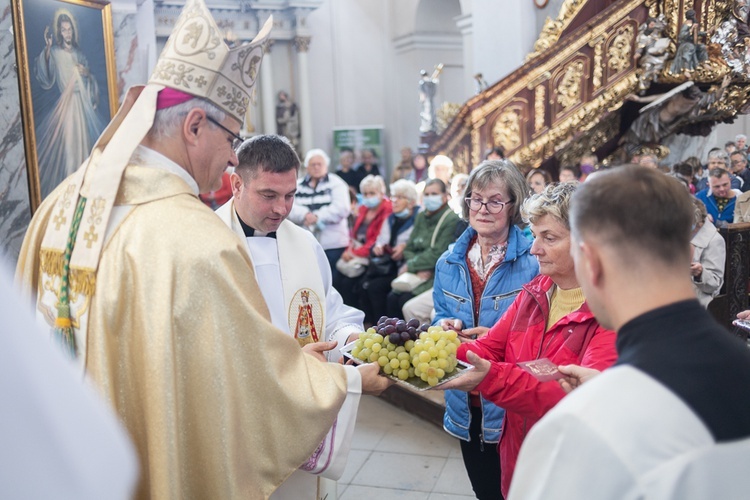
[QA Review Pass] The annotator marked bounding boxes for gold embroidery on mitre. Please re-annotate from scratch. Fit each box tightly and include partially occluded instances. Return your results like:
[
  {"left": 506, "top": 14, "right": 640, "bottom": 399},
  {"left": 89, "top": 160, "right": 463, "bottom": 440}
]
[{"left": 148, "top": 0, "right": 272, "bottom": 123}]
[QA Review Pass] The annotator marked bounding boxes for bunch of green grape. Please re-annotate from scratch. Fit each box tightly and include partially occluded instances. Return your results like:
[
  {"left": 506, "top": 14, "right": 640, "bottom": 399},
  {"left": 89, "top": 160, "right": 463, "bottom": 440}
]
[{"left": 350, "top": 319, "right": 461, "bottom": 386}]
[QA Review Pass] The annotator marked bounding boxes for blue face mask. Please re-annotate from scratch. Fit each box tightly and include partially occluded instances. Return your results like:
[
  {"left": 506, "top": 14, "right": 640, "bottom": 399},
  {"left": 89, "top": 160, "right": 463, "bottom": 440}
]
[
  {"left": 361, "top": 196, "right": 381, "bottom": 209},
  {"left": 394, "top": 207, "right": 412, "bottom": 218},
  {"left": 423, "top": 194, "right": 444, "bottom": 212}
]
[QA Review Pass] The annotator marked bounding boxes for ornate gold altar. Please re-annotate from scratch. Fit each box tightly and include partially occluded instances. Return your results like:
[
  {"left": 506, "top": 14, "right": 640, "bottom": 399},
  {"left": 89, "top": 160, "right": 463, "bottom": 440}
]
[{"left": 430, "top": 0, "right": 750, "bottom": 175}]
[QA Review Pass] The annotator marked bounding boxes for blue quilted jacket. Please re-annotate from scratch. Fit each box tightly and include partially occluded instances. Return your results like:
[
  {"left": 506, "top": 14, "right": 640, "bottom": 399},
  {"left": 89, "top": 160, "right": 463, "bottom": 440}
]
[{"left": 434, "top": 225, "right": 539, "bottom": 443}]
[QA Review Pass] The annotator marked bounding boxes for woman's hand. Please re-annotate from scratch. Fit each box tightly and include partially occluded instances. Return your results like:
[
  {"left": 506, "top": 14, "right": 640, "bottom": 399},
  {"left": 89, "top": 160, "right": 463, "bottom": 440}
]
[
  {"left": 435, "top": 351, "right": 490, "bottom": 392},
  {"left": 391, "top": 244, "right": 406, "bottom": 261},
  {"left": 557, "top": 364, "right": 600, "bottom": 393},
  {"left": 341, "top": 249, "right": 353, "bottom": 262},
  {"left": 459, "top": 326, "right": 490, "bottom": 342},
  {"left": 690, "top": 261, "right": 703, "bottom": 277},
  {"left": 416, "top": 270, "right": 433, "bottom": 280},
  {"left": 440, "top": 318, "right": 463, "bottom": 332},
  {"left": 372, "top": 245, "right": 384, "bottom": 256},
  {"left": 304, "top": 212, "right": 318, "bottom": 226}
]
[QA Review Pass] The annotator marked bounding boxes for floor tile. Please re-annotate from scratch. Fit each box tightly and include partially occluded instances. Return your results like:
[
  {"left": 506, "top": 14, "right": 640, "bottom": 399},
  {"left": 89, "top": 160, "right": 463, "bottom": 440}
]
[
  {"left": 427, "top": 494, "right": 476, "bottom": 500},
  {"left": 350, "top": 451, "right": 448, "bottom": 492},
  {"left": 433, "top": 458, "right": 475, "bottom": 495},
  {"left": 338, "top": 449, "right": 370, "bottom": 485},
  {"left": 339, "top": 484, "right": 430, "bottom": 500},
  {"left": 374, "top": 418, "right": 456, "bottom": 457}
]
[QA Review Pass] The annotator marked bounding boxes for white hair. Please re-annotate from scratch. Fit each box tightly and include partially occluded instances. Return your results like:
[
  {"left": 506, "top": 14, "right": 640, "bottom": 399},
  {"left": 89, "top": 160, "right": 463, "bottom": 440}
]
[
  {"left": 304, "top": 148, "right": 330, "bottom": 168},
  {"left": 390, "top": 179, "right": 418, "bottom": 203},
  {"left": 360, "top": 174, "right": 386, "bottom": 194},
  {"left": 429, "top": 155, "right": 454, "bottom": 180},
  {"left": 150, "top": 98, "right": 226, "bottom": 140},
  {"left": 736, "top": 134, "right": 747, "bottom": 142}
]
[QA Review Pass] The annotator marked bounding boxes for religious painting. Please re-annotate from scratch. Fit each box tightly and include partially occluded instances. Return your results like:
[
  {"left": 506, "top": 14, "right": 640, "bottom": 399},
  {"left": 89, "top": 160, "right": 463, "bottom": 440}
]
[{"left": 12, "top": 0, "right": 118, "bottom": 213}]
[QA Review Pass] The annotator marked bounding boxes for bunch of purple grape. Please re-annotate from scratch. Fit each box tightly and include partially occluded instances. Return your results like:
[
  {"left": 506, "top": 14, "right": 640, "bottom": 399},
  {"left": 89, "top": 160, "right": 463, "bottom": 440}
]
[{"left": 375, "top": 316, "right": 430, "bottom": 346}]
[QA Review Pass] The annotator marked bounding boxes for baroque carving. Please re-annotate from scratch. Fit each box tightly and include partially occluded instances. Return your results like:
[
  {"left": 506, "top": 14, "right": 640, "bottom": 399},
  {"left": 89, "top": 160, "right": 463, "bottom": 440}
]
[
  {"left": 436, "top": 102, "right": 462, "bottom": 135},
  {"left": 492, "top": 104, "right": 525, "bottom": 153},
  {"left": 535, "top": 85, "right": 546, "bottom": 133},
  {"left": 556, "top": 112, "right": 620, "bottom": 166},
  {"left": 509, "top": 74, "right": 639, "bottom": 168},
  {"left": 555, "top": 60, "right": 585, "bottom": 114},
  {"left": 590, "top": 37, "right": 604, "bottom": 90},
  {"left": 526, "top": 0, "right": 587, "bottom": 61},
  {"left": 607, "top": 25, "right": 635, "bottom": 76}
]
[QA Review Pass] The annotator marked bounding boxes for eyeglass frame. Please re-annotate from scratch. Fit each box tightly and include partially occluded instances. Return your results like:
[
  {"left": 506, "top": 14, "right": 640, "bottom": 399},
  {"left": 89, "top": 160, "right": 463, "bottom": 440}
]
[
  {"left": 206, "top": 115, "right": 244, "bottom": 150},
  {"left": 464, "top": 196, "right": 511, "bottom": 214}
]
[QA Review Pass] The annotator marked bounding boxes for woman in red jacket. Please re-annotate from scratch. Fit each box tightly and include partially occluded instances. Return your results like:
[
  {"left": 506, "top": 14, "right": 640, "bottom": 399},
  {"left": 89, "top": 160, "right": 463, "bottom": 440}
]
[
  {"left": 440, "top": 182, "right": 617, "bottom": 498},
  {"left": 334, "top": 174, "right": 392, "bottom": 306}
]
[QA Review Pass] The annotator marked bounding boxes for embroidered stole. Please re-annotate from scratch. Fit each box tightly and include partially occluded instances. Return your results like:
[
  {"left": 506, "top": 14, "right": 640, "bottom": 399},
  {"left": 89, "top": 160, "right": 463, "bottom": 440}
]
[{"left": 216, "top": 200, "right": 327, "bottom": 346}]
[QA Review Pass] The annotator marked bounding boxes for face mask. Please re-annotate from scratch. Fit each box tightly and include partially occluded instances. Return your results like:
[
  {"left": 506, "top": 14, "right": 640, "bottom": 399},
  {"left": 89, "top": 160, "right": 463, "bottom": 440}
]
[
  {"left": 423, "top": 194, "right": 444, "bottom": 212},
  {"left": 394, "top": 208, "right": 412, "bottom": 218},
  {"left": 361, "top": 196, "right": 381, "bottom": 209}
]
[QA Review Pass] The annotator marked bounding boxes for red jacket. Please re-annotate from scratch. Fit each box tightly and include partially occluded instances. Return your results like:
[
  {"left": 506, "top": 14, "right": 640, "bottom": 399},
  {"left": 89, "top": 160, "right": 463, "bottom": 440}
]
[
  {"left": 457, "top": 274, "right": 617, "bottom": 496},
  {"left": 349, "top": 198, "right": 392, "bottom": 258}
]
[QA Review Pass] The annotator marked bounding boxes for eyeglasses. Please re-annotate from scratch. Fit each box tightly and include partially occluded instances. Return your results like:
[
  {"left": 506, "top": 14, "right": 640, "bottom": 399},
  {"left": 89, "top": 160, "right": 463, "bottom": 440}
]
[
  {"left": 206, "top": 115, "right": 243, "bottom": 150},
  {"left": 465, "top": 197, "right": 511, "bottom": 214}
]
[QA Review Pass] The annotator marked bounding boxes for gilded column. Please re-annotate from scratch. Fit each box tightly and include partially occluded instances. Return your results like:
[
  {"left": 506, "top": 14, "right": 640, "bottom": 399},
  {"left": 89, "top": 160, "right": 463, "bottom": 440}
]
[
  {"left": 260, "top": 38, "right": 276, "bottom": 134},
  {"left": 294, "top": 35, "right": 313, "bottom": 154}
]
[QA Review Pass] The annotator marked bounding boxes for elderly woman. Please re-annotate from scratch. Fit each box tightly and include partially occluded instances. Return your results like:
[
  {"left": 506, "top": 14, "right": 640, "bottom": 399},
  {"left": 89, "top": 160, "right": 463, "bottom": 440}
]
[
  {"left": 289, "top": 149, "right": 351, "bottom": 274},
  {"left": 386, "top": 178, "right": 460, "bottom": 318},
  {"left": 526, "top": 169, "right": 552, "bottom": 195},
  {"left": 434, "top": 160, "right": 539, "bottom": 500},
  {"left": 691, "top": 197, "right": 726, "bottom": 307},
  {"left": 439, "top": 183, "right": 618, "bottom": 498},
  {"left": 358, "top": 179, "right": 420, "bottom": 324},
  {"left": 334, "top": 175, "right": 392, "bottom": 306}
]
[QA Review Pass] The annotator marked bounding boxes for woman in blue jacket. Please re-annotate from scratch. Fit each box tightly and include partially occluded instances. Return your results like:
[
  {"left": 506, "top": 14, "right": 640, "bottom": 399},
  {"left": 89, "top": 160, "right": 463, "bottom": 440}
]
[{"left": 433, "top": 160, "right": 539, "bottom": 499}]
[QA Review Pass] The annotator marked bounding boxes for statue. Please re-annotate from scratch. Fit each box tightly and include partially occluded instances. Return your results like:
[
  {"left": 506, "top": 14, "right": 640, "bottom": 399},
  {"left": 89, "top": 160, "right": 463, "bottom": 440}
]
[
  {"left": 622, "top": 76, "right": 731, "bottom": 154},
  {"left": 635, "top": 16, "right": 671, "bottom": 92},
  {"left": 668, "top": 9, "right": 708, "bottom": 76},
  {"left": 474, "top": 73, "right": 489, "bottom": 94},
  {"left": 275, "top": 90, "right": 300, "bottom": 151},
  {"left": 419, "top": 63, "right": 443, "bottom": 134}
]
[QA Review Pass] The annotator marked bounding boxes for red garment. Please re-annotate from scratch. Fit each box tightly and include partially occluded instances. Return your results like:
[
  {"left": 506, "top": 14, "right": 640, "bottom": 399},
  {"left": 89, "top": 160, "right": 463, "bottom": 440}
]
[
  {"left": 457, "top": 274, "right": 617, "bottom": 496},
  {"left": 199, "top": 172, "right": 233, "bottom": 210},
  {"left": 349, "top": 198, "right": 392, "bottom": 258}
]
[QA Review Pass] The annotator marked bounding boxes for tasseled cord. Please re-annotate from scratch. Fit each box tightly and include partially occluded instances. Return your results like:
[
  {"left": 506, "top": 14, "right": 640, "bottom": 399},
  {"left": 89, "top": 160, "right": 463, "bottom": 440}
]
[{"left": 54, "top": 196, "right": 87, "bottom": 358}]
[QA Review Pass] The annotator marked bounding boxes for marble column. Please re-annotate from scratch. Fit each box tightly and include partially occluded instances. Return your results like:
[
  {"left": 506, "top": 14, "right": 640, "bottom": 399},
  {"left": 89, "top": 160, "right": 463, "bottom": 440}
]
[
  {"left": 0, "top": 0, "right": 32, "bottom": 262},
  {"left": 294, "top": 36, "right": 313, "bottom": 154},
  {"left": 260, "top": 40, "right": 276, "bottom": 135}
]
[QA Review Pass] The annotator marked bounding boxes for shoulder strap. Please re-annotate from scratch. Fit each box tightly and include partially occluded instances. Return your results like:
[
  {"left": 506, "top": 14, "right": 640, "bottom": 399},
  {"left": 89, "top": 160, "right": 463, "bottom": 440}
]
[{"left": 431, "top": 209, "right": 453, "bottom": 247}]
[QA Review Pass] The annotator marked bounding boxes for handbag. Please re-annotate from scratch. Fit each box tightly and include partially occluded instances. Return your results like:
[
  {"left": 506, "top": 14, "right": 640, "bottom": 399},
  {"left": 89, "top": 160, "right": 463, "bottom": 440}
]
[
  {"left": 390, "top": 208, "right": 453, "bottom": 293},
  {"left": 390, "top": 272, "right": 427, "bottom": 292},
  {"left": 366, "top": 250, "right": 398, "bottom": 278},
  {"left": 335, "top": 255, "right": 369, "bottom": 278}
]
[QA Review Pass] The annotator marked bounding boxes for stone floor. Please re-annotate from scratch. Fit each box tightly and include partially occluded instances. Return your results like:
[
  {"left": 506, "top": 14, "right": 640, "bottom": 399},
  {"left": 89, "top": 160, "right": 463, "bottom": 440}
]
[{"left": 337, "top": 395, "right": 476, "bottom": 499}]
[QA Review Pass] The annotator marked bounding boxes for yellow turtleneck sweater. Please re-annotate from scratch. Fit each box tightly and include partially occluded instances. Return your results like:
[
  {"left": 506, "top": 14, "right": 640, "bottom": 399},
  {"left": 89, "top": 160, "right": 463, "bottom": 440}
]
[{"left": 546, "top": 286, "right": 585, "bottom": 331}]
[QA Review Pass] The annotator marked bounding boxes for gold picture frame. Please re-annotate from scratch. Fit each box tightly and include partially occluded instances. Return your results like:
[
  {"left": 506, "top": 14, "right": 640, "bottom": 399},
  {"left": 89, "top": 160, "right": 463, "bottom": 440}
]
[{"left": 12, "top": 0, "right": 118, "bottom": 213}]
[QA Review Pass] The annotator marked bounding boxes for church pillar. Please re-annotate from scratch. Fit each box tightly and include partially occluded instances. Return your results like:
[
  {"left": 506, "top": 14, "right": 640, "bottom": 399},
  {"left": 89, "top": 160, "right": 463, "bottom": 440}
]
[
  {"left": 260, "top": 39, "right": 276, "bottom": 135},
  {"left": 294, "top": 36, "right": 314, "bottom": 154}
]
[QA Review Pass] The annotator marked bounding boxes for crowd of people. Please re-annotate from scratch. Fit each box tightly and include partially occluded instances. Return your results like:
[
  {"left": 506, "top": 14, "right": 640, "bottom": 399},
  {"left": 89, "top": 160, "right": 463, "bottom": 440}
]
[
  {"left": 268, "top": 135, "right": 750, "bottom": 498},
  {"left": 8, "top": 2, "right": 750, "bottom": 498}
]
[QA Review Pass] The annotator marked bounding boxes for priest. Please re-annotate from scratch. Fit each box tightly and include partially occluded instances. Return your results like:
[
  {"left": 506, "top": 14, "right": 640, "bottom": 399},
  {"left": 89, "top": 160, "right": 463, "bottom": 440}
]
[{"left": 217, "top": 134, "right": 366, "bottom": 498}]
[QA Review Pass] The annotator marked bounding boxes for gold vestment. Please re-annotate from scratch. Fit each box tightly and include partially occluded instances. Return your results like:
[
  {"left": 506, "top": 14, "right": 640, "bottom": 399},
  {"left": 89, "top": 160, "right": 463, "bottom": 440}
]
[{"left": 17, "top": 165, "right": 347, "bottom": 499}]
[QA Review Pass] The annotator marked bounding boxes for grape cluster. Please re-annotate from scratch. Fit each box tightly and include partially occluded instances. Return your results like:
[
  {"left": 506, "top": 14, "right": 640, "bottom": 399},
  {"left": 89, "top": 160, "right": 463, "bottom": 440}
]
[
  {"left": 351, "top": 317, "right": 461, "bottom": 386},
  {"left": 374, "top": 316, "right": 429, "bottom": 346}
]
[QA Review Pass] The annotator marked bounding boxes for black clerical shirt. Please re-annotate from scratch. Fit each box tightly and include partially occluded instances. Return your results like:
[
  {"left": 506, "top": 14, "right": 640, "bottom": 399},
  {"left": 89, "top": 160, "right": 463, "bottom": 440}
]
[{"left": 616, "top": 299, "right": 750, "bottom": 441}]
